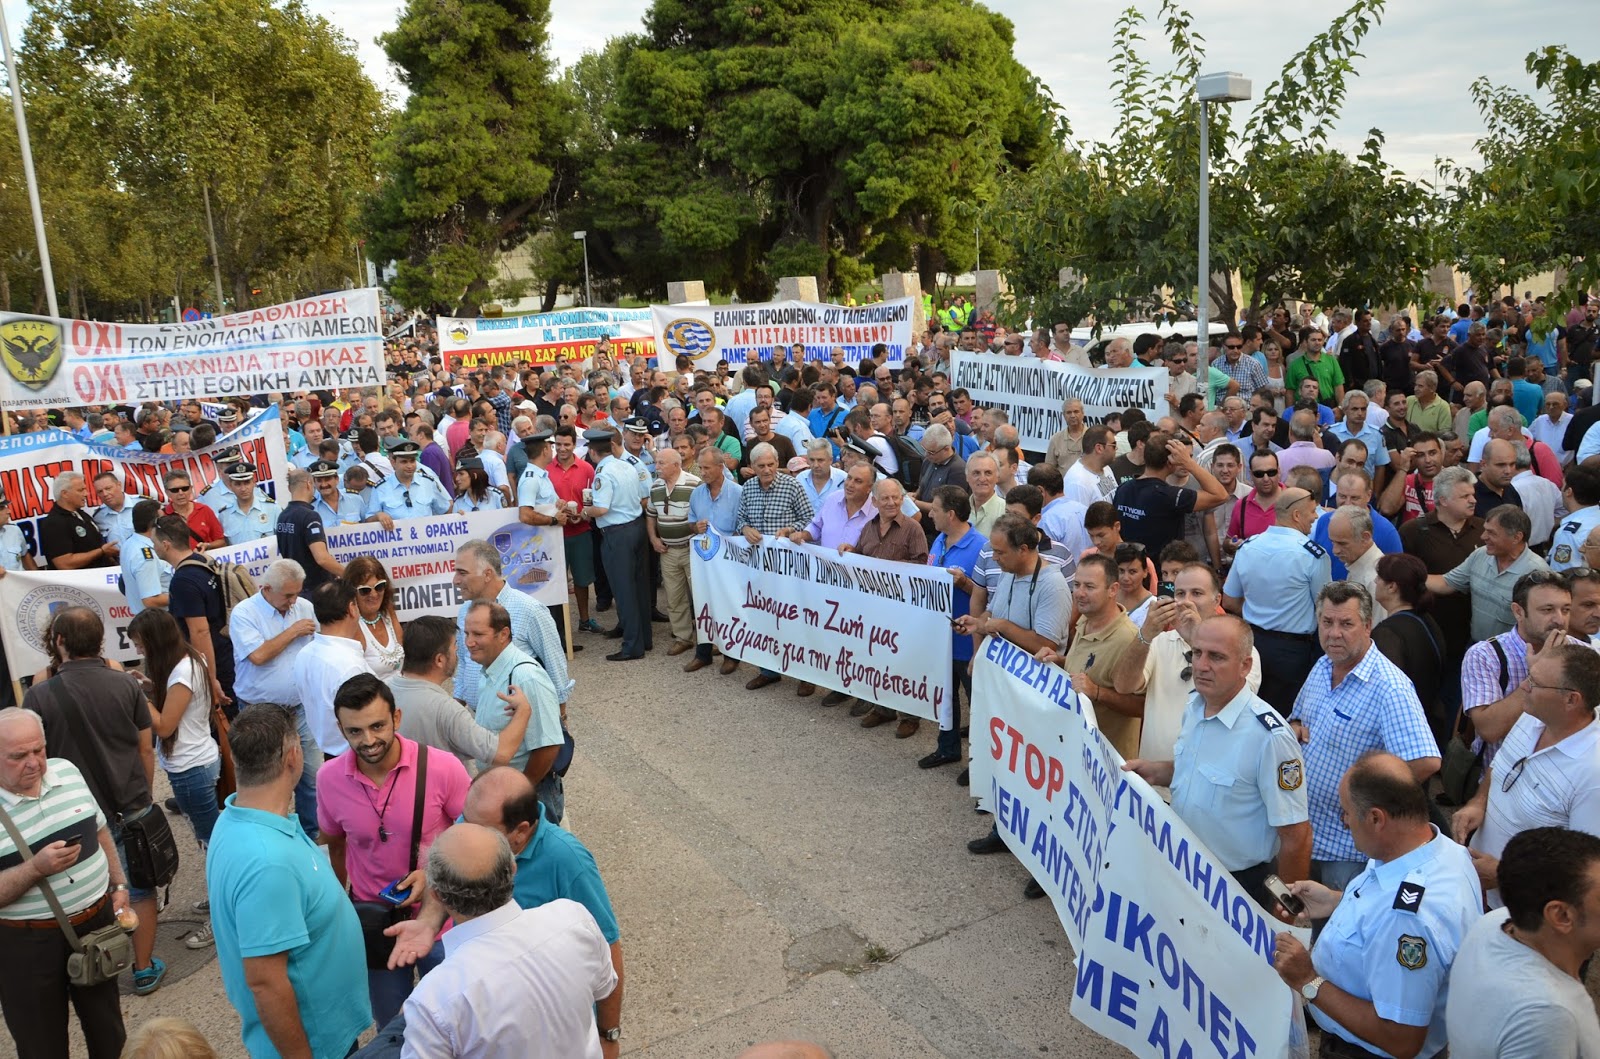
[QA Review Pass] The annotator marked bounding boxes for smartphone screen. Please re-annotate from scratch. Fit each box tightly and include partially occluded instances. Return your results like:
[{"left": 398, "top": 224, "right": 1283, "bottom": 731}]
[{"left": 1265, "top": 874, "right": 1304, "bottom": 917}]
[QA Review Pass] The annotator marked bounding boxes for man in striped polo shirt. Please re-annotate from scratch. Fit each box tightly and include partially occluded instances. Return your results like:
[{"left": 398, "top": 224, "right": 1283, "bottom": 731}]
[
  {"left": 648, "top": 446, "right": 703, "bottom": 657},
  {"left": 0, "top": 708, "right": 131, "bottom": 1057}
]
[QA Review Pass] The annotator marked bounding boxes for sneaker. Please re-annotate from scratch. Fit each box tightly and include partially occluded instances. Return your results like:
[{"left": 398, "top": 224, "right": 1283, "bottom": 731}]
[
  {"left": 185, "top": 922, "right": 215, "bottom": 949},
  {"left": 192, "top": 898, "right": 209, "bottom": 913},
  {"left": 133, "top": 957, "right": 167, "bottom": 996},
  {"left": 578, "top": 619, "right": 604, "bottom": 634}
]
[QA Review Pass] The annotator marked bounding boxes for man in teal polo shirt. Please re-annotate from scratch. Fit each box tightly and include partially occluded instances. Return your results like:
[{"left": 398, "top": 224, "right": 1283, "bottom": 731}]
[
  {"left": 464, "top": 599, "right": 565, "bottom": 820},
  {"left": 208, "top": 705, "right": 371, "bottom": 1058}
]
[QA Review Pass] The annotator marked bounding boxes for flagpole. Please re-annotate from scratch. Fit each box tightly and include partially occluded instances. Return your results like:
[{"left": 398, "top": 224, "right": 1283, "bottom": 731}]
[{"left": 0, "top": 2, "right": 60, "bottom": 318}]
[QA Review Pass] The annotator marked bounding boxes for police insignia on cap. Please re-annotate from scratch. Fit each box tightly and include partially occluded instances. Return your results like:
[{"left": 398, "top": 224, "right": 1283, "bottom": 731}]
[
  {"left": 1393, "top": 881, "right": 1426, "bottom": 911},
  {"left": 1396, "top": 934, "right": 1427, "bottom": 970},
  {"left": 1554, "top": 544, "right": 1573, "bottom": 565},
  {"left": 1277, "top": 760, "right": 1302, "bottom": 790}
]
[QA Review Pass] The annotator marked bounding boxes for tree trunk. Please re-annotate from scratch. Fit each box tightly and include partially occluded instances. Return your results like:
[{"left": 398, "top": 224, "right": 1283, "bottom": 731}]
[
  {"left": 540, "top": 275, "right": 559, "bottom": 313},
  {"left": 0, "top": 261, "right": 9, "bottom": 312},
  {"left": 1208, "top": 272, "right": 1238, "bottom": 334}
]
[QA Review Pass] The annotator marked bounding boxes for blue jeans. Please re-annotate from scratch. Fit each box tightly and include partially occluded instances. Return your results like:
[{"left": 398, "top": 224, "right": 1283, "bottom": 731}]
[
  {"left": 166, "top": 759, "right": 221, "bottom": 847},
  {"left": 367, "top": 941, "right": 444, "bottom": 1030},
  {"left": 239, "top": 701, "right": 322, "bottom": 838}
]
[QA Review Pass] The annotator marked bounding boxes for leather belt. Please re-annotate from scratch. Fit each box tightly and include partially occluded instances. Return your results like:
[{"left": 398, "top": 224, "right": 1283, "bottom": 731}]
[{"left": 0, "top": 893, "right": 107, "bottom": 930}]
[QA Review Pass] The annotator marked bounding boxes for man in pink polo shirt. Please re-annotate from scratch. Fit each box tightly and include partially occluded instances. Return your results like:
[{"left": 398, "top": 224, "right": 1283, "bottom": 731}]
[
  {"left": 1224, "top": 449, "right": 1281, "bottom": 545},
  {"left": 318, "top": 673, "right": 473, "bottom": 1030}
]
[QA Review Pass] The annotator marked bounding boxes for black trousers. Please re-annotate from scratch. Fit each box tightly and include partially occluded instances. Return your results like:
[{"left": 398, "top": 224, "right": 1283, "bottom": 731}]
[
  {"left": 0, "top": 902, "right": 125, "bottom": 1059},
  {"left": 591, "top": 523, "right": 612, "bottom": 606},
  {"left": 600, "top": 518, "right": 652, "bottom": 656},
  {"left": 1251, "top": 627, "right": 1322, "bottom": 717}
]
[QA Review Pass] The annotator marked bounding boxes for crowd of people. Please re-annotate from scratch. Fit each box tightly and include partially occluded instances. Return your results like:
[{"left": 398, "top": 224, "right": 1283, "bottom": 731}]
[{"left": 1, "top": 290, "right": 1599, "bottom": 1058}]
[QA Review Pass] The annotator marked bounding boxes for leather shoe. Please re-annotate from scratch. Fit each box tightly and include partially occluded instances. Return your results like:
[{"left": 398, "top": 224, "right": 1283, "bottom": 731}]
[
  {"left": 683, "top": 657, "right": 711, "bottom": 673},
  {"left": 967, "top": 831, "right": 1007, "bottom": 855},
  {"left": 605, "top": 651, "right": 644, "bottom": 662},
  {"left": 668, "top": 641, "right": 694, "bottom": 656},
  {"left": 652, "top": 609, "right": 670, "bottom": 622},
  {"left": 719, "top": 659, "right": 740, "bottom": 675},
  {"left": 859, "top": 707, "right": 893, "bottom": 729},
  {"left": 596, "top": 599, "right": 613, "bottom": 613},
  {"left": 894, "top": 718, "right": 920, "bottom": 739},
  {"left": 605, "top": 626, "right": 624, "bottom": 639},
  {"left": 1024, "top": 879, "right": 1046, "bottom": 900},
  {"left": 795, "top": 681, "right": 816, "bottom": 697},
  {"left": 746, "top": 673, "right": 780, "bottom": 691},
  {"left": 919, "top": 751, "right": 960, "bottom": 769},
  {"left": 821, "top": 691, "right": 851, "bottom": 707},
  {"left": 847, "top": 699, "right": 870, "bottom": 717},
  {"left": 956, "top": 767, "right": 969, "bottom": 787}
]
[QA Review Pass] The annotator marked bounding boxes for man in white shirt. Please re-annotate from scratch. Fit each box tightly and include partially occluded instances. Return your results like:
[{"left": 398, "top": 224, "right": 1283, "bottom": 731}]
[
  {"left": 1062, "top": 425, "right": 1117, "bottom": 506},
  {"left": 1326, "top": 505, "right": 1387, "bottom": 624},
  {"left": 1510, "top": 442, "right": 1563, "bottom": 550},
  {"left": 400, "top": 824, "right": 619, "bottom": 1059},
  {"left": 232, "top": 559, "right": 323, "bottom": 837},
  {"left": 293, "top": 580, "right": 374, "bottom": 758},
  {"left": 1529, "top": 391, "right": 1573, "bottom": 466}
]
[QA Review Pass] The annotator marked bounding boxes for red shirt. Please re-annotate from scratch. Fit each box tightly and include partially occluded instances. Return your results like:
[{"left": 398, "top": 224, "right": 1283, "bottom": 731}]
[
  {"left": 1227, "top": 492, "right": 1277, "bottom": 539},
  {"left": 1399, "top": 473, "right": 1436, "bottom": 525},
  {"left": 547, "top": 457, "right": 596, "bottom": 538},
  {"left": 166, "top": 502, "right": 225, "bottom": 545}
]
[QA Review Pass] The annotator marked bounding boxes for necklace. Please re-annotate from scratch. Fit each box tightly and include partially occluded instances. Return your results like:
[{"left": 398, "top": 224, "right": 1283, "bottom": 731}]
[
  {"left": 360, "top": 765, "right": 400, "bottom": 843},
  {"left": 362, "top": 614, "right": 383, "bottom": 627}
]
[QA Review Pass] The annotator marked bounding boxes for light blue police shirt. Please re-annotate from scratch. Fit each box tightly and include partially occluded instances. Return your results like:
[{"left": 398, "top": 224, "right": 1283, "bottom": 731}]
[
  {"left": 1223, "top": 524, "right": 1330, "bottom": 633},
  {"left": 1549, "top": 504, "right": 1600, "bottom": 571},
  {"left": 592, "top": 455, "right": 643, "bottom": 530},
  {"left": 216, "top": 495, "right": 281, "bottom": 544},
  {"left": 1327, "top": 421, "right": 1392, "bottom": 476},
  {"left": 119, "top": 531, "right": 172, "bottom": 615},
  {"left": 366, "top": 475, "right": 450, "bottom": 520},
  {"left": 516, "top": 463, "right": 559, "bottom": 510},
  {"left": 0, "top": 524, "right": 29, "bottom": 571}
]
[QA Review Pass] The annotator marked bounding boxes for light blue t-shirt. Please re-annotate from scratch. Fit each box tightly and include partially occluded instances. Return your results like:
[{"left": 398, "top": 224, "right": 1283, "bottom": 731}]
[{"left": 475, "top": 645, "right": 562, "bottom": 774}]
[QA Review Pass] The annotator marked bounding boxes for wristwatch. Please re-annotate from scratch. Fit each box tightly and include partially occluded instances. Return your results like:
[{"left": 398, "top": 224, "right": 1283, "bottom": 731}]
[
  {"left": 1300, "top": 975, "right": 1325, "bottom": 1002},
  {"left": 599, "top": 1027, "right": 622, "bottom": 1042}
]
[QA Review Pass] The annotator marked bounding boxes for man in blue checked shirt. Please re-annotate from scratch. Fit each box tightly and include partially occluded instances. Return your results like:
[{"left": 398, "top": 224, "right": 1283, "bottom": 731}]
[{"left": 1288, "top": 581, "right": 1441, "bottom": 891}]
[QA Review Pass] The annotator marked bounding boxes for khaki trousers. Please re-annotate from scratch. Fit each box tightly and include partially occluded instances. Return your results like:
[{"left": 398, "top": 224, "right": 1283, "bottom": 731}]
[{"left": 661, "top": 544, "right": 696, "bottom": 644}]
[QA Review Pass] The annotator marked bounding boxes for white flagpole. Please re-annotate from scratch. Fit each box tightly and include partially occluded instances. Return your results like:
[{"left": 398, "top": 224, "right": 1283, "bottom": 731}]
[{"left": 0, "top": 2, "right": 60, "bottom": 318}]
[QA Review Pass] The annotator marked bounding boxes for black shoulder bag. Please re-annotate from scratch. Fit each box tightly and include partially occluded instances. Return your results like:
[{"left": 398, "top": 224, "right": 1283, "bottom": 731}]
[
  {"left": 39, "top": 675, "right": 179, "bottom": 891},
  {"left": 353, "top": 742, "right": 428, "bottom": 969},
  {"left": 1440, "top": 637, "right": 1503, "bottom": 806}
]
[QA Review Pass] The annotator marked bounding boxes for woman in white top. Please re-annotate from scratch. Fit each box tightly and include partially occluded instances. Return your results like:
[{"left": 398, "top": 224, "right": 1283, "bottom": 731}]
[
  {"left": 345, "top": 555, "right": 405, "bottom": 678},
  {"left": 127, "top": 608, "right": 220, "bottom": 847}
]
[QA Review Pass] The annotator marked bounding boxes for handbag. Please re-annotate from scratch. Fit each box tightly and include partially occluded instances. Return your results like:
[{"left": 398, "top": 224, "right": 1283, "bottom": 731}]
[
  {"left": 0, "top": 803, "right": 133, "bottom": 987},
  {"left": 352, "top": 741, "right": 427, "bottom": 969},
  {"left": 1441, "top": 638, "right": 1507, "bottom": 807},
  {"left": 36, "top": 674, "right": 180, "bottom": 890}
]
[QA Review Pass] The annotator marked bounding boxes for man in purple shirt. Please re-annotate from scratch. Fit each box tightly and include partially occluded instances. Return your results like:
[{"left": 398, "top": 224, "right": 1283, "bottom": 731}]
[
  {"left": 412, "top": 423, "right": 456, "bottom": 496},
  {"left": 793, "top": 464, "right": 876, "bottom": 551}
]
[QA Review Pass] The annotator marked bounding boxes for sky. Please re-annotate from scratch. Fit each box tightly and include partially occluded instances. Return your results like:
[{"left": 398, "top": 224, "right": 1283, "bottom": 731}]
[{"left": 2, "top": 0, "right": 1584, "bottom": 177}]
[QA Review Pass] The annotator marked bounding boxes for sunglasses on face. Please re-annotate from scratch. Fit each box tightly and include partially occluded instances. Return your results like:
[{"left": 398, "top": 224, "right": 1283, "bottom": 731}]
[
  {"left": 356, "top": 581, "right": 389, "bottom": 595},
  {"left": 169, "top": 485, "right": 191, "bottom": 493}
]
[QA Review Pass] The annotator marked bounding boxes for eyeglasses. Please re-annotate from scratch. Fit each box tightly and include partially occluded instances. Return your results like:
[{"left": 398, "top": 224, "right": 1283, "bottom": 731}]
[
  {"left": 356, "top": 581, "right": 389, "bottom": 595},
  {"left": 1501, "top": 755, "right": 1529, "bottom": 793},
  {"left": 1524, "top": 677, "right": 1577, "bottom": 696},
  {"left": 1251, "top": 468, "right": 1278, "bottom": 478},
  {"left": 402, "top": 489, "right": 413, "bottom": 508}
]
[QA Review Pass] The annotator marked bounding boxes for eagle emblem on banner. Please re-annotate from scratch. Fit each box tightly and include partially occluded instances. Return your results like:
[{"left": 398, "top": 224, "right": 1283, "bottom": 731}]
[{"left": 0, "top": 317, "right": 64, "bottom": 390}]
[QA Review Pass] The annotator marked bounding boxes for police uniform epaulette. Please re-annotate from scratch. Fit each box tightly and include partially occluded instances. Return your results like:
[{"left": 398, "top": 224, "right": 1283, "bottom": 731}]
[
  {"left": 1392, "top": 880, "right": 1426, "bottom": 912},
  {"left": 1255, "top": 709, "right": 1285, "bottom": 732},
  {"left": 1563, "top": 520, "right": 1580, "bottom": 533},
  {"left": 1303, "top": 540, "right": 1326, "bottom": 558}
]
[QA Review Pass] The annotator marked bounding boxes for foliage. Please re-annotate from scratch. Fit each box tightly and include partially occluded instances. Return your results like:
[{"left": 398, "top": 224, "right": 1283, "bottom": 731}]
[
  {"left": 985, "top": 0, "right": 1439, "bottom": 335},
  {"left": 1450, "top": 47, "right": 1600, "bottom": 330},
  {"left": 362, "top": 0, "right": 571, "bottom": 315}
]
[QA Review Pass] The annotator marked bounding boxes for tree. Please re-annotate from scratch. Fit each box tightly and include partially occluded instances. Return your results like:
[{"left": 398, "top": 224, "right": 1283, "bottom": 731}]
[
  {"left": 986, "top": 0, "right": 1439, "bottom": 336},
  {"left": 587, "top": 0, "right": 1050, "bottom": 300},
  {"left": 362, "top": 0, "right": 571, "bottom": 315}
]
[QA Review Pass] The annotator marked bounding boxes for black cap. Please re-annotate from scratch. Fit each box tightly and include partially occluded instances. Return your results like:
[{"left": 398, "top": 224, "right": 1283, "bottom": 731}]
[
  {"left": 216, "top": 407, "right": 240, "bottom": 422},
  {"left": 523, "top": 430, "right": 553, "bottom": 445},
  {"left": 842, "top": 437, "right": 875, "bottom": 460},
  {"left": 457, "top": 456, "right": 485, "bottom": 472},
  {"left": 583, "top": 427, "right": 616, "bottom": 444},
  {"left": 308, "top": 460, "right": 340, "bottom": 477},
  {"left": 214, "top": 446, "right": 243, "bottom": 465},
  {"left": 226, "top": 463, "right": 257, "bottom": 482},
  {"left": 389, "top": 440, "right": 422, "bottom": 457}
]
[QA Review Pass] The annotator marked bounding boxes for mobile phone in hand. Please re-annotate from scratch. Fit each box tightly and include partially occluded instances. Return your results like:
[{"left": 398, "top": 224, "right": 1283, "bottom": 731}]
[
  {"left": 1264, "top": 874, "right": 1304, "bottom": 918},
  {"left": 378, "top": 877, "right": 413, "bottom": 906}
]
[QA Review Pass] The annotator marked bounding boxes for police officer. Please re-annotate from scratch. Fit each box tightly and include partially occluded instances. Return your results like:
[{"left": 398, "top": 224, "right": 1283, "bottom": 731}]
[
  {"left": 365, "top": 440, "right": 450, "bottom": 524},
  {"left": 197, "top": 447, "right": 244, "bottom": 510},
  {"left": 1222, "top": 486, "right": 1331, "bottom": 714},
  {"left": 619, "top": 417, "right": 656, "bottom": 492},
  {"left": 582, "top": 427, "right": 651, "bottom": 662},
  {"left": 1123, "top": 615, "right": 1310, "bottom": 908},
  {"left": 119, "top": 499, "right": 171, "bottom": 615},
  {"left": 1273, "top": 752, "right": 1480, "bottom": 1059},
  {"left": 515, "top": 431, "right": 563, "bottom": 526},
  {"left": 277, "top": 467, "right": 343, "bottom": 593},
  {"left": 1549, "top": 464, "right": 1600, "bottom": 571},
  {"left": 216, "top": 462, "right": 281, "bottom": 544},
  {"left": 308, "top": 460, "right": 364, "bottom": 530},
  {"left": 0, "top": 491, "right": 33, "bottom": 575},
  {"left": 451, "top": 457, "right": 504, "bottom": 512}
]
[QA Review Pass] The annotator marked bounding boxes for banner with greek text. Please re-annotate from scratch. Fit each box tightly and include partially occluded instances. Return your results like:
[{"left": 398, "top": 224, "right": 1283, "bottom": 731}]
[
  {"left": 0, "top": 290, "right": 384, "bottom": 408},
  {"left": 969, "top": 638, "right": 1308, "bottom": 1059},
  {"left": 687, "top": 530, "right": 952, "bottom": 719},
  {"left": 0, "top": 405, "right": 292, "bottom": 561},
  {"left": 950, "top": 352, "right": 1164, "bottom": 451},
  {"left": 0, "top": 510, "right": 566, "bottom": 677},
  {"left": 436, "top": 308, "right": 656, "bottom": 369},
  {"left": 652, "top": 298, "right": 914, "bottom": 371}
]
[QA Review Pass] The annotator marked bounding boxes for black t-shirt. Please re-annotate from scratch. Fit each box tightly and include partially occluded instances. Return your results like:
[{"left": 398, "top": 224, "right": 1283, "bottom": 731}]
[
  {"left": 168, "top": 554, "right": 235, "bottom": 698},
  {"left": 1379, "top": 339, "right": 1414, "bottom": 396},
  {"left": 276, "top": 500, "right": 332, "bottom": 592},
  {"left": 24, "top": 659, "right": 153, "bottom": 819},
  {"left": 1474, "top": 480, "right": 1523, "bottom": 519},
  {"left": 1112, "top": 476, "right": 1197, "bottom": 552},
  {"left": 1109, "top": 454, "right": 1143, "bottom": 486},
  {"left": 39, "top": 506, "right": 110, "bottom": 568}
]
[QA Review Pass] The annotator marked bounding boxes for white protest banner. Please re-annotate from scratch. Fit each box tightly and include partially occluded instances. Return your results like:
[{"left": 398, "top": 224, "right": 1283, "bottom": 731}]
[
  {"left": 0, "top": 290, "right": 384, "bottom": 408},
  {"left": 0, "top": 405, "right": 292, "bottom": 558},
  {"left": 0, "top": 510, "right": 566, "bottom": 677},
  {"left": 950, "top": 352, "right": 1164, "bottom": 452},
  {"left": 969, "top": 638, "right": 1308, "bottom": 1059},
  {"left": 688, "top": 530, "right": 952, "bottom": 719},
  {"left": 652, "top": 298, "right": 914, "bottom": 370},
  {"left": 437, "top": 308, "right": 655, "bottom": 369}
]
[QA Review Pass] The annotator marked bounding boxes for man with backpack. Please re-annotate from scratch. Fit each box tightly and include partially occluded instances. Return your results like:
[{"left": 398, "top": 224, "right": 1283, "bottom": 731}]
[{"left": 153, "top": 514, "right": 235, "bottom": 711}]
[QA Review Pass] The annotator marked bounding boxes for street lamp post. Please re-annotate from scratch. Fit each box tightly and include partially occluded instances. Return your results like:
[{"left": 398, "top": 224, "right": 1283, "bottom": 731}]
[
  {"left": 572, "top": 230, "right": 592, "bottom": 307},
  {"left": 1196, "top": 71, "right": 1251, "bottom": 408},
  {"left": 0, "top": 2, "right": 59, "bottom": 318}
]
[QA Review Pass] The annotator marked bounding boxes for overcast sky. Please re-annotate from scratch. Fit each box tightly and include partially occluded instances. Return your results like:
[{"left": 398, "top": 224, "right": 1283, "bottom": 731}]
[{"left": 4, "top": 0, "right": 1583, "bottom": 176}]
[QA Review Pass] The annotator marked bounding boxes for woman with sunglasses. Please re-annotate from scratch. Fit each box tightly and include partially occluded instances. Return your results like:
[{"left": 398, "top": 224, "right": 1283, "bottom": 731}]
[
  {"left": 344, "top": 556, "right": 404, "bottom": 678},
  {"left": 451, "top": 456, "right": 504, "bottom": 513},
  {"left": 162, "top": 470, "right": 225, "bottom": 551}
]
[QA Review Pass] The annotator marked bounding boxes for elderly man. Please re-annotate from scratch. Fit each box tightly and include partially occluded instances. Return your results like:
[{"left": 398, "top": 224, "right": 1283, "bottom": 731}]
[
  {"left": 463, "top": 601, "right": 566, "bottom": 821},
  {"left": 1406, "top": 369, "right": 1453, "bottom": 433},
  {"left": 1429, "top": 505, "right": 1550, "bottom": 644},
  {"left": 1123, "top": 615, "right": 1309, "bottom": 907},
  {"left": 1044, "top": 397, "right": 1088, "bottom": 471},
  {"left": 40, "top": 471, "right": 116, "bottom": 570},
  {"left": 647, "top": 446, "right": 702, "bottom": 656},
  {"left": 1327, "top": 505, "right": 1386, "bottom": 623},
  {"left": 685, "top": 446, "right": 746, "bottom": 674},
  {"left": 736, "top": 442, "right": 815, "bottom": 692},
  {"left": 395, "top": 824, "right": 619, "bottom": 1059},
  {"left": 913, "top": 423, "right": 968, "bottom": 525},
  {"left": 849, "top": 477, "right": 929, "bottom": 734},
  {"left": 0, "top": 708, "right": 133, "bottom": 1057},
  {"left": 1288, "top": 583, "right": 1441, "bottom": 889},
  {"left": 231, "top": 559, "right": 323, "bottom": 838}
]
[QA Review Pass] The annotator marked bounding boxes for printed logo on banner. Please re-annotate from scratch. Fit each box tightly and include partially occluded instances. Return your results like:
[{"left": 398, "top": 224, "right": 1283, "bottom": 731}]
[
  {"left": 489, "top": 522, "right": 558, "bottom": 588},
  {"left": 662, "top": 318, "right": 715, "bottom": 360},
  {"left": 692, "top": 533, "right": 720, "bottom": 562},
  {"left": 16, "top": 584, "right": 102, "bottom": 648},
  {"left": 448, "top": 324, "right": 470, "bottom": 346},
  {"left": 0, "top": 318, "right": 65, "bottom": 390}
]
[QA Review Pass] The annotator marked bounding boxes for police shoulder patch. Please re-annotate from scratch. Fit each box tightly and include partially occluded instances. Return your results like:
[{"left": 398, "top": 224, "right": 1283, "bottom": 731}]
[
  {"left": 1554, "top": 544, "right": 1573, "bottom": 565},
  {"left": 1256, "top": 710, "right": 1284, "bottom": 732},
  {"left": 1396, "top": 934, "right": 1427, "bottom": 970},
  {"left": 1393, "top": 880, "right": 1426, "bottom": 911},
  {"left": 1563, "top": 521, "right": 1580, "bottom": 534},
  {"left": 1303, "top": 540, "right": 1326, "bottom": 558},
  {"left": 1277, "top": 759, "right": 1303, "bottom": 790},
  {"left": 141, "top": 547, "right": 154, "bottom": 561}
]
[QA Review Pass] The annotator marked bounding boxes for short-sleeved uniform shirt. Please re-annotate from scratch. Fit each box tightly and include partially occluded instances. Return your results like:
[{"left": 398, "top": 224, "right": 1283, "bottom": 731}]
[
  {"left": 276, "top": 499, "right": 334, "bottom": 593},
  {"left": 1549, "top": 504, "right": 1600, "bottom": 570},
  {"left": 1112, "top": 476, "right": 1196, "bottom": 552},
  {"left": 1223, "top": 525, "right": 1331, "bottom": 634},
  {"left": 207, "top": 798, "right": 372, "bottom": 1058},
  {"left": 119, "top": 531, "right": 172, "bottom": 615},
  {"left": 1170, "top": 687, "right": 1307, "bottom": 870},
  {"left": 368, "top": 475, "right": 451, "bottom": 520},
  {"left": 0, "top": 522, "right": 27, "bottom": 570},
  {"left": 167, "top": 554, "right": 235, "bottom": 696},
  {"left": 217, "top": 495, "right": 282, "bottom": 544}
]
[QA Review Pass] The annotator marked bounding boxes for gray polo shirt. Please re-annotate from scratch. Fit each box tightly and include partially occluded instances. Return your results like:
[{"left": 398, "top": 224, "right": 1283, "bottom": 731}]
[
  {"left": 390, "top": 673, "right": 497, "bottom": 775},
  {"left": 1443, "top": 544, "right": 1549, "bottom": 643},
  {"left": 989, "top": 560, "right": 1071, "bottom": 647}
]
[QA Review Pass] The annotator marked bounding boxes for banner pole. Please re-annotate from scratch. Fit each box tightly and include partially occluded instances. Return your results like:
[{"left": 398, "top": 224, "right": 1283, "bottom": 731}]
[
  {"left": 0, "top": 3, "right": 60, "bottom": 318},
  {"left": 563, "top": 597, "right": 574, "bottom": 661}
]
